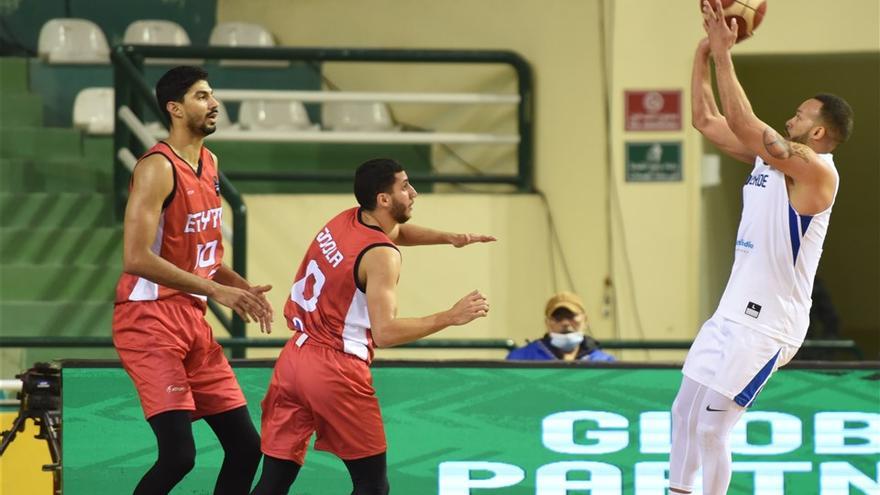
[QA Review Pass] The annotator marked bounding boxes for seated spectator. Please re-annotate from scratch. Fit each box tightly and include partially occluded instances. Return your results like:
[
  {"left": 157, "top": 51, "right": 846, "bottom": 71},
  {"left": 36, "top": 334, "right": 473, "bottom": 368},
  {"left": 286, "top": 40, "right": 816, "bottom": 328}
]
[{"left": 507, "top": 291, "right": 615, "bottom": 362}]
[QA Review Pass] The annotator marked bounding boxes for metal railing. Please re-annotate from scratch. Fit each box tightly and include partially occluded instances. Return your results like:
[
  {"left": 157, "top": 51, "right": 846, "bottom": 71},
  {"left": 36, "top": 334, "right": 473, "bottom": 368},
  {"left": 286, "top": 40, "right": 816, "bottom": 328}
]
[
  {"left": 0, "top": 336, "right": 864, "bottom": 360},
  {"left": 112, "top": 44, "right": 534, "bottom": 191}
]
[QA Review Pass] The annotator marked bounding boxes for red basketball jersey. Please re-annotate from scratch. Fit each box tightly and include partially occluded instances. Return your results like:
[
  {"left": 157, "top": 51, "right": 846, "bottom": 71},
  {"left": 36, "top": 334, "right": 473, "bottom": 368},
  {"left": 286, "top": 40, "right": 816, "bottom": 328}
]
[
  {"left": 115, "top": 141, "right": 224, "bottom": 306},
  {"left": 283, "top": 207, "right": 397, "bottom": 363}
]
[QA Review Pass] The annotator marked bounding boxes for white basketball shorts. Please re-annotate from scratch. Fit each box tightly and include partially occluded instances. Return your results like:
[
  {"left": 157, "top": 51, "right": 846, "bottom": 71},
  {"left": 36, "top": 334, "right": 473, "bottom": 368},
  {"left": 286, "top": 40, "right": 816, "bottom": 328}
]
[{"left": 682, "top": 313, "right": 799, "bottom": 407}]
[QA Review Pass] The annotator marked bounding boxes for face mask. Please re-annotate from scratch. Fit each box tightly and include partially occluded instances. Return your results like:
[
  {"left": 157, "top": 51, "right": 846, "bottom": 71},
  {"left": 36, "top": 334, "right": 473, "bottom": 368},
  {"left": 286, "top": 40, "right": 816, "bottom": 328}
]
[{"left": 549, "top": 331, "right": 584, "bottom": 352}]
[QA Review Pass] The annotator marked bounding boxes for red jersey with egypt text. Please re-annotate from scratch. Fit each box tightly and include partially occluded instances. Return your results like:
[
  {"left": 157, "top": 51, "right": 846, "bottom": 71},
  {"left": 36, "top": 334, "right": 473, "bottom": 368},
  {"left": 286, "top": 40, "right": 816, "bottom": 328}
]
[
  {"left": 283, "top": 207, "right": 397, "bottom": 363},
  {"left": 115, "top": 141, "right": 224, "bottom": 306}
]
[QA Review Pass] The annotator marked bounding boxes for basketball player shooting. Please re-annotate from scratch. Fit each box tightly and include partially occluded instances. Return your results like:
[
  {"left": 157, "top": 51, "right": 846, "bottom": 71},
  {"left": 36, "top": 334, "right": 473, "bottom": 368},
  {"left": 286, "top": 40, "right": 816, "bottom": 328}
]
[{"left": 667, "top": 1, "right": 854, "bottom": 493}]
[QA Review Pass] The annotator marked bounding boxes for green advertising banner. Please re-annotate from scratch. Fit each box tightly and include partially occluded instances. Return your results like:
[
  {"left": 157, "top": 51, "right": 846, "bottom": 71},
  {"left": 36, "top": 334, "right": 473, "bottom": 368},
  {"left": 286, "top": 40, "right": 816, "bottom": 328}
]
[{"left": 62, "top": 364, "right": 879, "bottom": 494}]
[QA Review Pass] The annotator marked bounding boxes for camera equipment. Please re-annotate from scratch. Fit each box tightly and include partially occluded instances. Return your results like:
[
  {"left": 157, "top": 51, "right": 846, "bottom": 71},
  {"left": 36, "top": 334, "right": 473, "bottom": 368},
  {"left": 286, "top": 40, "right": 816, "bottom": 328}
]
[{"left": 0, "top": 362, "right": 62, "bottom": 494}]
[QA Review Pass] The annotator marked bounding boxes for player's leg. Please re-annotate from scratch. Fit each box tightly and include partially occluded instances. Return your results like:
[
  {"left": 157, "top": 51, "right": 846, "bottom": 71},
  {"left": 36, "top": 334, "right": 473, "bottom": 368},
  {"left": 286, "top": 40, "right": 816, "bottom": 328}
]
[
  {"left": 250, "top": 456, "right": 302, "bottom": 495},
  {"left": 344, "top": 452, "right": 390, "bottom": 495},
  {"left": 113, "top": 302, "right": 201, "bottom": 493},
  {"left": 695, "top": 388, "right": 745, "bottom": 494},
  {"left": 306, "top": 346, "right": 389, "bottom": 494},
  {"left": 204, "top": 406, "right": 262, "bottom": 495},
  {"left": 668, "top": 376, "right": 708, "bottom": 494},
  {"left": 251, "top": 341, "right": 315, "bottom": 494},
  {"left": 134, "top": 410, "right": 196, "bottom": 494},
  {"left": 185, "top": 314, "right": 260, "bottom": 494}
]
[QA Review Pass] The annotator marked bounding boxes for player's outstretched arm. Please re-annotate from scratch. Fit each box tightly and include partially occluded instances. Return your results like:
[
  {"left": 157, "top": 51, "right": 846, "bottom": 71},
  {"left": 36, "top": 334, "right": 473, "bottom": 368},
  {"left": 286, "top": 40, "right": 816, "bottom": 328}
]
[
  {"left": 691, "top": 37, "right": 755, "bottom": 164},
  {"left": 362, "top": 246, "right": 489, "bottom": 347},
  {"left": 704, "top": 0, "right": 836, "bottom": 211},
  {"left": 395, "top": 223, "right": 496, "bottom": 247},
  {"left": 122, "top": 154, "right": 270, "bottom": 325}
]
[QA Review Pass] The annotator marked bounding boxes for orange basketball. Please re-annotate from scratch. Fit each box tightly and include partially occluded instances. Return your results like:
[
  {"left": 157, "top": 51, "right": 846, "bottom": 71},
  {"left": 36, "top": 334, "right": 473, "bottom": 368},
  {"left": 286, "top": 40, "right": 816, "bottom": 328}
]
[{"left": 701, "top": 0, "right": 768, "bottom": 43}]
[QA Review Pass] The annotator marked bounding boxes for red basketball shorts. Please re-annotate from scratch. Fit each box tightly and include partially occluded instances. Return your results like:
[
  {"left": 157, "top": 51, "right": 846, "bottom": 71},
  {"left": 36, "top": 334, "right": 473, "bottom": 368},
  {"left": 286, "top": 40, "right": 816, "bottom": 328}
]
[
  {"left": 260, "top": 335, "right": 387, "bottom": 464},
  {"left": 112, "top": 295, "right": 246, "bottom": 420}
]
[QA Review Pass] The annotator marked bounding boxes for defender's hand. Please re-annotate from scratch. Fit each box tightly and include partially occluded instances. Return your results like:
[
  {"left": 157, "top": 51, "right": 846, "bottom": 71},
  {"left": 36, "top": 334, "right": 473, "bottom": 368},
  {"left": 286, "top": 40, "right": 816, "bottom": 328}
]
[
  {"left": 248, "top": 284, "right": 274, "bottom": 334},
  {"left": 450, "top": 233, "right": 497, "bottom": 248},
  {"left": 447, "top": 290, "right": 490, "bottom": 326},
  {"left": 212, "top": 284, "right": 270, "bottom": 328}
]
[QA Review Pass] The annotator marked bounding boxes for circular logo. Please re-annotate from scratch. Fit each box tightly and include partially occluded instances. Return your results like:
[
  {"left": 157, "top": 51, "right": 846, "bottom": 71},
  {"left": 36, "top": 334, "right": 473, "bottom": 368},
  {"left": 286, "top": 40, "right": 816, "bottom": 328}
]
[{"left": 642, "top": 92, "right": 665, "bottom": 114}]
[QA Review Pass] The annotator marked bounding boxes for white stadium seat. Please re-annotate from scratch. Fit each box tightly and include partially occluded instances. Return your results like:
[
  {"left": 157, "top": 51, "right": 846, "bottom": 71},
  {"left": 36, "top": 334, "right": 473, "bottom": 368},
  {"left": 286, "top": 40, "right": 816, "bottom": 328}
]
[
  {"left": 73, "top": 87, "right": 114, "bottom": 135},
  {"left": 124, "top": 20, "right": 191, "bottom": 46},
  {"left": 123, "top": 20, "right": 203, "bottom": 66},
  {"left": 321, "top": 102, "right": 398, "bottom": 132},
  {"left": 38, "top": 18, "right": 110, "bottom": 64},
  {"left": 209, "top": 22, "right": 287, "bottom": 67},
  {"left": 209, "top": 21, "right": 275, "bottom": 47},
  {"left": 238, "top": 100, "right": 318, "bottom": 131}
]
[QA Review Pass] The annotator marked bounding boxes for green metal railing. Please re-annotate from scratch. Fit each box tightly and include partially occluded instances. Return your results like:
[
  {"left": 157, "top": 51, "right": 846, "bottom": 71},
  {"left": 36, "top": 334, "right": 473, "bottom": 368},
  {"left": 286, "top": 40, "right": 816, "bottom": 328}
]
[
  {"left": 0, "top": 336, "right": 865, "bottom": 360},
  {"left": 112, "top": 44, "right": 534, "bottom": 192}
]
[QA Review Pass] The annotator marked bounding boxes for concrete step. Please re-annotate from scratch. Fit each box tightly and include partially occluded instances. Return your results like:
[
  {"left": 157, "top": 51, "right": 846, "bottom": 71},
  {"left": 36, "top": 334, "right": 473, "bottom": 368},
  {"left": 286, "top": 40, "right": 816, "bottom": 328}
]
[
  {"left": 0, "top": 193, "right": 114, "bottom": 228},
  {"left": 0, "top": 93, "right": 43, "bottom": 127},
  {"left": 0, "top": 158, "right": 111, "bottom": 192},
  {"left": 0, "top": 58, "right": 29, "bottom": 93},
  {"left": 0, "top": 227, "right": 121, "bottom": 264},
  {"left": 0, "top": 126, "right": 82, "bottom": 159},
  {"left": 0, "top": 301, "right": 112, "bottom": 337},
  {"left": 0, "top": 263, "right": 120, "bottom": 301}
]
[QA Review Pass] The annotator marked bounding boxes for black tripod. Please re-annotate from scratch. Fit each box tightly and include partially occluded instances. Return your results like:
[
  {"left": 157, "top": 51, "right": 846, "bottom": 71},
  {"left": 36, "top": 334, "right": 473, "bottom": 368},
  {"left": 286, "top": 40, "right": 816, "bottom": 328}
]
[
  {"left": 0, "top": 408, "right": 62, "bottom": 494},
  {"left": 0, "top": 363, "right": 63, "bottom": 495}
]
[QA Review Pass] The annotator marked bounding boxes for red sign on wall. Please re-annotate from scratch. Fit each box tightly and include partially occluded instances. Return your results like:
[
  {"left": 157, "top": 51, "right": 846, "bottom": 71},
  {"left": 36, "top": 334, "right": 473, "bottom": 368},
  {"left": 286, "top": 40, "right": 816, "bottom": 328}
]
[{"left": 625, "top": 90, "right": 682, "bottom": 131}]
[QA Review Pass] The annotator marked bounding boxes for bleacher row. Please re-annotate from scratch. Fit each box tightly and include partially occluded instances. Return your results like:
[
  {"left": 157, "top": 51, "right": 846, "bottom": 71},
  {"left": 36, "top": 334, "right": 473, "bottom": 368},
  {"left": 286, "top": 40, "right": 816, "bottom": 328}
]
[
  {"left": 75, "top": 88, "right": 397, "bottom": 136},
  {"left": 39, "top": 18, "right": 276, "bottom": 65},
  {"left": 41, "top": 18, "right": 400, "bottom": 135}
]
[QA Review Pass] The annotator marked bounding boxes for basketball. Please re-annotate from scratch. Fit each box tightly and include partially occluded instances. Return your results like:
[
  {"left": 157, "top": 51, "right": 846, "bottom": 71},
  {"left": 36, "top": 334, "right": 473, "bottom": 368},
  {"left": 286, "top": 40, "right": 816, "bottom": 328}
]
[{"left": 702, "top": 0, "right": 767, "bottom": 42}]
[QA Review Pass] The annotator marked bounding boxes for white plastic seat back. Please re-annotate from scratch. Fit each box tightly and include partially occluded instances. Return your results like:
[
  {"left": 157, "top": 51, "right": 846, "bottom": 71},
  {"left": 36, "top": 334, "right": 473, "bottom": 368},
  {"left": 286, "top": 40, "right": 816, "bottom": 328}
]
[
  {"left": 73, "top": 87, "right": 114, "bottom": 135},
  {"left": 322, "top": 102, "right": 397, "bottom": 132},
  {"left": 123, "top": 20, "right": 202, "bottom": 66},
  {"left": 209, "top": 22, "right": 275, "bottom": 47},
  {"left": 38, "top": 18, "right": 110, "bottom": 64},
  {"left": 238, "top": 100, "right": 317, "bottom": 131},
  {"left": 124, "top": 20, "right": 190, "bottom": 46},
  {"left": 209, "top": 22, "right": 287, "bottom": 67}
]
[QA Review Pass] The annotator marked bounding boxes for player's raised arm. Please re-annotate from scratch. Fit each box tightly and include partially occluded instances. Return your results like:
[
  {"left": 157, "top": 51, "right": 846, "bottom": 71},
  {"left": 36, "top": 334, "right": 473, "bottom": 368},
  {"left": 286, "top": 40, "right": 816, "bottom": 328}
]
[
  {"left": 361, "top": 246, "right": 488, "bottom": 348},
  {"left": 703, "top": 0, "right": 836, "bottom": 211},
  {"left": 394, "top": 223, "right": 497, "bottom": 247},
  {"left": 691, "top": 37, "right": 755, "bottom": 164}
]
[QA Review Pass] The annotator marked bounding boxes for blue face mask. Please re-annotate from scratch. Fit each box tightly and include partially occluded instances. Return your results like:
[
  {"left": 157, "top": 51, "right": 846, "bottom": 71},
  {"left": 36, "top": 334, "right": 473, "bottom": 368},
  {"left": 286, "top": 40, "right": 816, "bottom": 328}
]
[{"left": 549, "top": 331, "right": 584, "bottom": 352}]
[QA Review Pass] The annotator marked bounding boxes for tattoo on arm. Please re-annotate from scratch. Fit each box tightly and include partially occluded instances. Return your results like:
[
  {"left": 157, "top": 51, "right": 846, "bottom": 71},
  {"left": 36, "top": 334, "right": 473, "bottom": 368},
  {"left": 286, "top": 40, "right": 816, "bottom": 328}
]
[
  {"left": 788, "top": 142, "right": 812, "bottom": 163},
  {"left": 763, "top": 127, "right": 791, "bottom": 159}
]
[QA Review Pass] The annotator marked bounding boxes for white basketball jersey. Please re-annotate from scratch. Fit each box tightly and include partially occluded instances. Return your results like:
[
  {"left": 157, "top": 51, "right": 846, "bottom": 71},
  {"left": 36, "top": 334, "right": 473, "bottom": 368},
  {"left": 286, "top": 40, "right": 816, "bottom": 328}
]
[{"left": 715, "top": 154, "right": 838, "bottom": 346}]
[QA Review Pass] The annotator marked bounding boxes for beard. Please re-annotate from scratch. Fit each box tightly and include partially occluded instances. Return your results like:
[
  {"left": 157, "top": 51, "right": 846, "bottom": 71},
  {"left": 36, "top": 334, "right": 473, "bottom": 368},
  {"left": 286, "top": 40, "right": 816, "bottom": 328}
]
[
  {"left": 785, "top": 128, "right": 809, "bottom": 144},
  {"left": 390, "top": 198, "right": 411, "bottom": 224},
  {"left": 188, "top": 113, "right": 217, "bottom": 137}
]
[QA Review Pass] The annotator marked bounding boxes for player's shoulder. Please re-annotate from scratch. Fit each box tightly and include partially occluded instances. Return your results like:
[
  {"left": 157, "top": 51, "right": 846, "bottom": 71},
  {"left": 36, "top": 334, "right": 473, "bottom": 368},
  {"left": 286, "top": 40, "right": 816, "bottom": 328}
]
[{"left": 134, "top": 152, "right": 174, "bottom": 178}]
